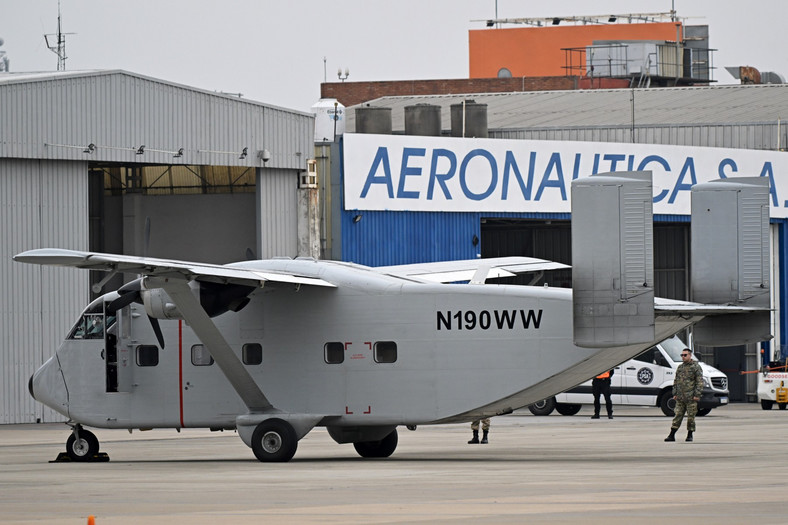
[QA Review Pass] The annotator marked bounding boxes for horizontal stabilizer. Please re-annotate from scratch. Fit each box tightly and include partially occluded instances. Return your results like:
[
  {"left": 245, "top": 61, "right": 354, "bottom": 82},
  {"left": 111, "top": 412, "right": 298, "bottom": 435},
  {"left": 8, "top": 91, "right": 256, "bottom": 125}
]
[
  {"left": 376, "top": 256, "right": 569, "bottom": 283},
  {"left": 690, "top": 177, "right": 771, "bottom": 346},
  {"left": 571, "top": 171, "right": 655, "bottom": 348}
]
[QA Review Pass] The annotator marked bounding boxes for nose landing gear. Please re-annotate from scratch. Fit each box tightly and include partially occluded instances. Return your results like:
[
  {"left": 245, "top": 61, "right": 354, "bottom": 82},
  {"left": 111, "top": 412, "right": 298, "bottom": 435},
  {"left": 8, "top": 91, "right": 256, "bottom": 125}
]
[{"left": 53, "top": 424, "right": 109, "bottom": 462}]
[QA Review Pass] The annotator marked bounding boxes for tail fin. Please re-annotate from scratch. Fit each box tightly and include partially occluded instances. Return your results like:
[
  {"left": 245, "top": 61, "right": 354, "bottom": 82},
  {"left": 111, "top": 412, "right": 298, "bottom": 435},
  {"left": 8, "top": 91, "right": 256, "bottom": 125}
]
[
  {"left": 571, "top": 171, "right": 655, "bottom": 348},
  {"left": 691, "top": 177, "right": 771, "bottom": 346}
]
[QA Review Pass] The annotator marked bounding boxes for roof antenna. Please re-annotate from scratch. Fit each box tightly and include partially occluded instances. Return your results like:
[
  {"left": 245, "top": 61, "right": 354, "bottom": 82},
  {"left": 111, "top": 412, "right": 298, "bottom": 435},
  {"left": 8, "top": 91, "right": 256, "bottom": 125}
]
[{"left": 44, "top": 0, "right": 74, "bottom": 71}]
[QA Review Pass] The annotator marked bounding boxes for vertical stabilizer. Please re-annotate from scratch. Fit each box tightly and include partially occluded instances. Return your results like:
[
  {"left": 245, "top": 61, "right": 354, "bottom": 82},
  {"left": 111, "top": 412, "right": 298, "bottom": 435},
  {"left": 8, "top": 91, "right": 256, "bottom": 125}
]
[
  {"left": 572, "top": 171, "right": 655, "bottom": 347},
  {"left": 691, "top": 177, "right": 771, "bottom": 345}
]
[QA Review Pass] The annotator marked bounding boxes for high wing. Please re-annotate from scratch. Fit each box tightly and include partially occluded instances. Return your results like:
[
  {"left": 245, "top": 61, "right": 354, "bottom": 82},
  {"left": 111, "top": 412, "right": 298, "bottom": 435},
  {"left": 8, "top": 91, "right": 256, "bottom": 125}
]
[
  {"left": 13, "top": 248, "right": 336, "bottom": 288},
  {"left": 14, "top": 248, "right": 340, "bottom": 414},
  {"left": 375, "top": 256, "right": 569, "bottom": 284}
]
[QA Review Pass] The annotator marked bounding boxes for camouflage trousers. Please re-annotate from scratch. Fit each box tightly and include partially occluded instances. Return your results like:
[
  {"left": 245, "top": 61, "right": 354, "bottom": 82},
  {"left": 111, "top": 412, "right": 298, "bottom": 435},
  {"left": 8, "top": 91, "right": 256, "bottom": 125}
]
[
  {"left": 471, "top": 418, "right": 490, "bottom": 431},
  {"left": 671, "top": 399, "right": 698, "bottom": 432}
]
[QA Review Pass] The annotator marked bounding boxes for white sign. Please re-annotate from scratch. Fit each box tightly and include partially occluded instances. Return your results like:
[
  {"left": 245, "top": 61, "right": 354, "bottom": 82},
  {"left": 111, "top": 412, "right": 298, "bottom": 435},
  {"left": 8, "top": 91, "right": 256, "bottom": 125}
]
[{"left": 343, "top": 133, "right": 788, "bottom": 218}]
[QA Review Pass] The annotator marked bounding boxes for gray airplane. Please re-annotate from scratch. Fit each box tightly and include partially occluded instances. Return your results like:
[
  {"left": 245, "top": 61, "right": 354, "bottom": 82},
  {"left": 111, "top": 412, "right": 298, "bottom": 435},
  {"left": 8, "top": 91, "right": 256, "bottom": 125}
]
[{"left": 16, "top": 172, "right": 771, "bottom": 462}]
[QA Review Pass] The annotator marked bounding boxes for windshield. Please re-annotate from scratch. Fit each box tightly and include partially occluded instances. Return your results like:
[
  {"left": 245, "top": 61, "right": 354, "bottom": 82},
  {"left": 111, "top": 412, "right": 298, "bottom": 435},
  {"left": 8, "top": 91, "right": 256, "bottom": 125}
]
[
  {"left": 67, "top": 295, "right": 117, "bottom": 340},
  {"left": 661, "top": 335, "right": 688, "bottom": 362}
]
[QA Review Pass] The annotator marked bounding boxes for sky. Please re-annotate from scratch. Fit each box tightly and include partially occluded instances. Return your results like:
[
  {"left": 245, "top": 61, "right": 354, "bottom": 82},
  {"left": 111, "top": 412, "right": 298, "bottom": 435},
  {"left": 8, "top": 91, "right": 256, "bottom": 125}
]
[{"left": 1, "top": 1, "right": 786, "bottom": 113}]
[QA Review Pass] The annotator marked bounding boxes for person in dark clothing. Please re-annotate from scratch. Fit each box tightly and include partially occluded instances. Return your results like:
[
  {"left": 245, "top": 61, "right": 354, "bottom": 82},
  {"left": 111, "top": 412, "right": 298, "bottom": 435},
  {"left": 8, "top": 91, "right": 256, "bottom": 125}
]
[{"left": 591, "top": 369, "right": 615, "bottom": 419}]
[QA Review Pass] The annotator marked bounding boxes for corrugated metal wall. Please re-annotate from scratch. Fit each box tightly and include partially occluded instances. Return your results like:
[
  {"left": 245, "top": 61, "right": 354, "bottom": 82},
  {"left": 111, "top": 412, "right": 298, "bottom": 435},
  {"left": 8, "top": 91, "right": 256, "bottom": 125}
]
[
  {"left": 257, "top": 168, "right": 298, "bottom": 259},
  {"left": 493, "top": 123, "right": 784, "bottom": 151},
  {"left": 1, "top": 159, "right": 89, "bottom": 424},
  {"left": 0, "top": 72, "right": 313, "bottom": 171}
]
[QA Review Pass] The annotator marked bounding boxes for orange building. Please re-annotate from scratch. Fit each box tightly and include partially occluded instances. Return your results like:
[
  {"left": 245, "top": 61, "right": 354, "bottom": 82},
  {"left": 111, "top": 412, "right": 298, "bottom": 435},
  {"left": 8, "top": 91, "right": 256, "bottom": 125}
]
[{"left": 469, "top": 22, "right": 683, "bottom": 78}]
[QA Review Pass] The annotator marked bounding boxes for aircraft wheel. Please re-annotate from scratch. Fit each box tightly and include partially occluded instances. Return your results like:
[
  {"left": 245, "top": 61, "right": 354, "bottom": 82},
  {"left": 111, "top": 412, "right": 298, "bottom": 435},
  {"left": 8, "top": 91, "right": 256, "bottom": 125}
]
[
  {"left": 66, "top": 428, "right": 99, "bottom": 461},
  {"left": 696, "top": 408, "right": 712, "bottom": 417},
  {"left": 555, "top": 403, "right": 582, "bottom": 416},
  {"left": 659, "top": 392, "right": 676, "bottom": 417},
  {"left": 251, "top": 419, "right": 298, "bottom": 462},
  {"left": 528, "top": 397, "right": 555, "bottom": 416},
  {"left": 353, "top": 429, "right": 398, "bottom": 458},
  {"left": 761, "top": 400, "right": 774, "bottom": 410}
]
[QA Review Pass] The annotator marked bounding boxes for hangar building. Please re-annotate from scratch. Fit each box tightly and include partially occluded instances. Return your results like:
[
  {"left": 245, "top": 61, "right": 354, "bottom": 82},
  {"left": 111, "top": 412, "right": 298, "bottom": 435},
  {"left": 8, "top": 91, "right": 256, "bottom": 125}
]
[
  {"left": 333, "top": 84, "right": 788, "bottom": 403},
  {"left": 0, "top": 70, "right": 314, "bottom": 424}
]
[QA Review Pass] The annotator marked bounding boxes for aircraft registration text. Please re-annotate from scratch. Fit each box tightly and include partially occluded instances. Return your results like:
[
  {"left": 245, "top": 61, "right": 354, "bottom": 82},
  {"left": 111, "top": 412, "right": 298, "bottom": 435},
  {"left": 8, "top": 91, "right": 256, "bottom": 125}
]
[{"left": 436, "top": 309, "right": 543, "bottom": 330}]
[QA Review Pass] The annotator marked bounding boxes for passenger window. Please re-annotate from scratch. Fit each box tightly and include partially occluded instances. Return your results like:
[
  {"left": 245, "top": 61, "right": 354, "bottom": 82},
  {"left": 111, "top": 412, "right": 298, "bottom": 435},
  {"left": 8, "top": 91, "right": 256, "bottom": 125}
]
[
  {"left": 191, "top": 344, "right": 214, "bottom": 366},
  {"left": 243, "top": 343, "right": 263, "bottom": 365},
  {"left": 136, "top": 345, "right": 159, "bottom": 367},
  {"left": 374, "top": 341, "right": 397, "bottom": 363},
  {"left": 324, "top": 342, "right": 344, "bottom": 364}
]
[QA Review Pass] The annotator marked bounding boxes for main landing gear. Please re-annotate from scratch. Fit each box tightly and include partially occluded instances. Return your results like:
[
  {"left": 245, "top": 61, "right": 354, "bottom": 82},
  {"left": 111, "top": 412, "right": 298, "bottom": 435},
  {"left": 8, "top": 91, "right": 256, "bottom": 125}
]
[
  {"left": 251, "top": 419, "right": 299, "bottom": 462},
  {"left": 353, "top": 429, "right": 398, "bottom": 458}
]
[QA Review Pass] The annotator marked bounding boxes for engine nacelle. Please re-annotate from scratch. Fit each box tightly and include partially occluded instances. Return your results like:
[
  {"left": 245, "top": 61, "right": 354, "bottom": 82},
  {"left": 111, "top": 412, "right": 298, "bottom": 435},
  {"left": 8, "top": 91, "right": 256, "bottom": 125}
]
[{"left": 141, "top": 288, "right": 183, "bottom": 320}]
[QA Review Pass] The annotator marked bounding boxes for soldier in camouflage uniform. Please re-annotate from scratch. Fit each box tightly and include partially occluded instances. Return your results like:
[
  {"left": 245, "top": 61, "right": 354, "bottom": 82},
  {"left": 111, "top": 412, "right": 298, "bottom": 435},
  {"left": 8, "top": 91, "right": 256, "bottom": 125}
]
[
  {"left": 665, "top": 348, "right": 703, "bottom": 442},
  {"left": 468, "top": 418, "right": 490, "bottom": 444}
]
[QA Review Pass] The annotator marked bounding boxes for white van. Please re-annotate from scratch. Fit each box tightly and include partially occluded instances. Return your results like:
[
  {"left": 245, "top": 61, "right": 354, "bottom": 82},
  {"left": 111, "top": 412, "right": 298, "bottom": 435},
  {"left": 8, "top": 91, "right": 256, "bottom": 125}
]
[
  {"left": 757, "top": 364, "right": 788, "bottom": 410},
  {"left": 528, "top": 336, "right": 730, "bottom": 417}
]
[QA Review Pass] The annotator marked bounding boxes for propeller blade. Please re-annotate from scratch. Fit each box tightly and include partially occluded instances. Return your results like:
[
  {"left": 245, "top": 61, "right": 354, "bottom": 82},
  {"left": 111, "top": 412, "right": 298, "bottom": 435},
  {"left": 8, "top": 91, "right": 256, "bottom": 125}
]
[
  {"left": 107, "top": 291, "right": 140, "bottom": 313},
  {"left": 149, "top": 316, "right": 165, "bottom": 349},
  {"left": 106, "top": 278, "right": 145, "bottom": 313}
]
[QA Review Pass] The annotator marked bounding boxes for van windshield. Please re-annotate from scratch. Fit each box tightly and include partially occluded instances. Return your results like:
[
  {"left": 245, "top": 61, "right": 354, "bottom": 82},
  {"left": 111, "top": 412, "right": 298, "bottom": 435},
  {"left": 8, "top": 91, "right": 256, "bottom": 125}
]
[{"left": 661, "top": 336, "right": 688, "bottom": 362}]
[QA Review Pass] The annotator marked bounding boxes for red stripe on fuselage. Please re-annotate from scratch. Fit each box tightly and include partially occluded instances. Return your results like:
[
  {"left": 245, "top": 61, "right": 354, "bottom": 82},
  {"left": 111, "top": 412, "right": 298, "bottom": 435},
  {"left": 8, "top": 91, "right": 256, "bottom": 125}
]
[{"left": 179, "top": 320, "right": 184, "bottom": 428}]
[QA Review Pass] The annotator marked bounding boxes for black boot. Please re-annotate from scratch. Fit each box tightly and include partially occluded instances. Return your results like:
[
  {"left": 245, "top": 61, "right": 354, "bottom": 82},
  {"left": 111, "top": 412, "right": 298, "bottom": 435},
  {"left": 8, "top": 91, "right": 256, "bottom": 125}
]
[
  {"left": 468, "top": 430, "right": 479, "bottom": 444},
  {"left": 686, "top": 431, "right": 693, "bottom": 442},
  {"left": 591, "top": 413, "right": 600, "bottom": 419},
  {"left": 481, "top": 430, "right": 489, "bottom": 444},
  {"left": 665, "top": 428, "right": 677, "bottom": 442}
]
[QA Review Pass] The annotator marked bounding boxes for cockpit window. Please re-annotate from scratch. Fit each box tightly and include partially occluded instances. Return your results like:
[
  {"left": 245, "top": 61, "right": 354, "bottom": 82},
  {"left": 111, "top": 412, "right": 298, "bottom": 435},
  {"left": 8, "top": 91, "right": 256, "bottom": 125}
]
[
  {"left": 68, "top": 313, "right": 116, "bottom": 339},
  {"left": 67, "top": 297, "right": 117, "bottom": 339}
]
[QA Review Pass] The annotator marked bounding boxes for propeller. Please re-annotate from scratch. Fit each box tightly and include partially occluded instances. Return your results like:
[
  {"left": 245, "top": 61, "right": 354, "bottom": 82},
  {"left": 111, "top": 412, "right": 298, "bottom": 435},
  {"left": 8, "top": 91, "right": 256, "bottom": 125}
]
[
  {"left": 106, "top": 277, "right": 166, "bottom": 349},
  {"left": 107, "top": 279, "right": 143, "bottom": 312}
]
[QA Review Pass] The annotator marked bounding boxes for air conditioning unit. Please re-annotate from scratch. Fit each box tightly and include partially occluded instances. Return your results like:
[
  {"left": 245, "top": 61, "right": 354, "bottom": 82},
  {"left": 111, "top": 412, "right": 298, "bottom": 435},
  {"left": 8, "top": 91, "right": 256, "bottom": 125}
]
[{"left": 300, "top": 159, "right": 318, "bottom": 189}]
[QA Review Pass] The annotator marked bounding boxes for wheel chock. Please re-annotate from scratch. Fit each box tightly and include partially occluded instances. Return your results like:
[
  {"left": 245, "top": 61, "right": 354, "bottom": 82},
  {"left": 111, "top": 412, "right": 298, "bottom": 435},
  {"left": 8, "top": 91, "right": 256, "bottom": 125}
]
[{"left": 50, "top": 452, "right": 110, "bottom": 463}]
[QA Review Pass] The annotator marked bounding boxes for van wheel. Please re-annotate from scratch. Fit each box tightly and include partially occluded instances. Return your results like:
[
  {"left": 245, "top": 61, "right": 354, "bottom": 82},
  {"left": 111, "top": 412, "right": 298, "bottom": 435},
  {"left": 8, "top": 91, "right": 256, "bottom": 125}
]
[
  {"left": 659, "top": 392, "right": 676, "bottom": 417},
  {"left": 696, "top": 408, "right": 712, "bottom": 416},
  {"left": 528, "top": 397, "right": 556, "bottom": 416},
  {"left": 779, "top": 403, "right": 787, "bottom": 410},
  {"left": 555, "top": 403, "right": 582, "bottom": 416},
  {"left": 761, "top": 400, "right": 774, "bottom": 410}
]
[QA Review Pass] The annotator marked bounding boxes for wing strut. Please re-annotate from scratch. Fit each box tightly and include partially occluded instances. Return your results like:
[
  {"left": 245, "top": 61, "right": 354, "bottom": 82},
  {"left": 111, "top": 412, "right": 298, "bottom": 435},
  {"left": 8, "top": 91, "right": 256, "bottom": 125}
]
[{"left": 149, "top": 277, "right": 274, "bottom": 412}]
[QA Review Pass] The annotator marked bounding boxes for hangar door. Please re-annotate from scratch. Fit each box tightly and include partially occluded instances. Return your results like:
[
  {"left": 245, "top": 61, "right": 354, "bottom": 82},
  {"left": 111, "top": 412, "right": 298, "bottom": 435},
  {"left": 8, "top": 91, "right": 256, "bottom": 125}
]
[{"left": 480, "top": 218, "right": 689, "bottom": 300}]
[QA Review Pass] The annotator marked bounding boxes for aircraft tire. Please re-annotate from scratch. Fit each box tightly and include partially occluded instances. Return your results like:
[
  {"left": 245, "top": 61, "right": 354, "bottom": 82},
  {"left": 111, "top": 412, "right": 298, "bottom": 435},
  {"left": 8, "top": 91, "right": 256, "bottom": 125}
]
[
  {"left": 659, "top": 391, "right": 676, "bottom": 417},
  {"left": 696, "top": 408, "right": 712, "bottom": 417},
  {"left": 353, "top": 429, "right": 398, "bottom": 458},
  {"left": 251, "top": 419, "right": 298, "bottom": 462},
  {"left": 528, "top": 397, "right": 555, "bottom": 416},
  {"left": 555, "top": 403, "right": 582, "bottom": 416},
  {"left": 66, "top": 429, "right": 99, "bottom": 461},
  {"left": 761, "top": 400, "right": 774, "bottom": 410}
]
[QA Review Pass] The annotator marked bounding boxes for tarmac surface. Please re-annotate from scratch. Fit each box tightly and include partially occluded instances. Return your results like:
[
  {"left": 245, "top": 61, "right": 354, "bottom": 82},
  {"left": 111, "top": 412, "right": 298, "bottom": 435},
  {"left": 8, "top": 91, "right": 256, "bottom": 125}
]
[{"left": 2, "top": 403, "right": 788, "bottom": 524}]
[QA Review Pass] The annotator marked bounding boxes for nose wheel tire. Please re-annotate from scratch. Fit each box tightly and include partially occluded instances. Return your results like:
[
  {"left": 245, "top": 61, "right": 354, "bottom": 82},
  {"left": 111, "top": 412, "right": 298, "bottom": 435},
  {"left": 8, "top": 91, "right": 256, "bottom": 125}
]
[
  {"left": 66, "top": 428, "right": 99, "bottom": 461},
  {"left": 251, "top": 419, "right": 298, "bottom": 462}
]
